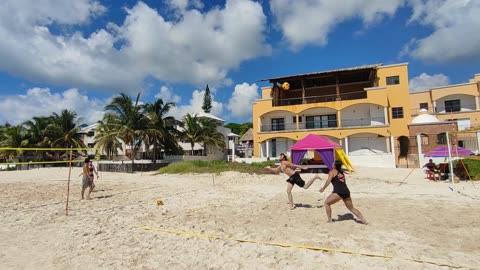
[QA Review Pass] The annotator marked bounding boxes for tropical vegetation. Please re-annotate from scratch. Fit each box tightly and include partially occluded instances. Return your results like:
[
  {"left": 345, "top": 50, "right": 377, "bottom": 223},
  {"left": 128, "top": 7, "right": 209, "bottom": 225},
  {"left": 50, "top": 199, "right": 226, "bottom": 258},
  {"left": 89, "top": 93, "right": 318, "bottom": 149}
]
[{"left": 1, "top": 92, "right": 233, "bottom": 168}]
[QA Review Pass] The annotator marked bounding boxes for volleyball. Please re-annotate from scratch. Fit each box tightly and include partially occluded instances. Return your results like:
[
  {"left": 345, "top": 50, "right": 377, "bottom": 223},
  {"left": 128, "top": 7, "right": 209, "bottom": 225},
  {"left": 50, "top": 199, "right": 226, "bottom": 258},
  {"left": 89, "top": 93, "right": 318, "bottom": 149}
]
[
  {"left": 156, "top": 199, "right": 164, "bottom": 206},
  {"left": 281, "top": 82, "right": 290, "bottom": 90}
]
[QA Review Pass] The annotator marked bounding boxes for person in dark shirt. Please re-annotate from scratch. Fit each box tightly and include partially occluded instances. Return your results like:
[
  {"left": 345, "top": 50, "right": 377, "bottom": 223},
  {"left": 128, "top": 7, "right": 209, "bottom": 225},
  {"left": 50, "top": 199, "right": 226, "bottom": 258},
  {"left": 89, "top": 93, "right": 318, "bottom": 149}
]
[
  {"left": 319, "top": 160, "right": 367, "bottom": 224},
  {"left": 423, "top": 159, "right": 439, "bottom": 180}
]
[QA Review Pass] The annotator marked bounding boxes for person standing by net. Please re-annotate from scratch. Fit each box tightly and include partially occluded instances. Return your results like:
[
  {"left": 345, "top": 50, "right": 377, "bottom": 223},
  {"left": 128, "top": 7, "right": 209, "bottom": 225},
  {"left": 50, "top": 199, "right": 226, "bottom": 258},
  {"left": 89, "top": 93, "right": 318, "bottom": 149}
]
[
  {"left": 88, "top": 160, "right": 99, "bottom": 192},
  {"left": 79, "top": 158, "right": 94, "bottom": 200}
]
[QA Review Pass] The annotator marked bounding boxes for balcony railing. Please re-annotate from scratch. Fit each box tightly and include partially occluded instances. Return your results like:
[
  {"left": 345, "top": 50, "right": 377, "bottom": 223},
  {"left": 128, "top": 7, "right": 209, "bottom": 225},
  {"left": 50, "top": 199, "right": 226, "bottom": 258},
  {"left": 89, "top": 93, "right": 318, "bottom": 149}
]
[
  {"left": 341, "top": 117, "right": 386, "bottom": 127},
  {"left": 411, "top": 102, "right": 477, "bottom": 116},
  {"left": 259, "top": 117, "right": 387, "bottom": 132},
  {"left": 274, "top": 91, "right": 367, "bottom": 106},
  {"left": 260, "top": 123, "right": 297, "bottom": 132},
  {"left": 299, "top": 120, "right": 338, "bottom": 130}
]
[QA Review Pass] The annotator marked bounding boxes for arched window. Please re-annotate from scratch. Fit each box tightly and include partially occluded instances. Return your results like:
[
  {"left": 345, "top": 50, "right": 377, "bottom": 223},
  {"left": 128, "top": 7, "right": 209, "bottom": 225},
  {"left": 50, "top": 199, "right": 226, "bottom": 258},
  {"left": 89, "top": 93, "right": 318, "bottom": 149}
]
[
  {"left": 437, "top": 133, "right": 447, "bottom": 145},
  {"left": 420, "top": 134, "right": 429, "bottom": 145}
]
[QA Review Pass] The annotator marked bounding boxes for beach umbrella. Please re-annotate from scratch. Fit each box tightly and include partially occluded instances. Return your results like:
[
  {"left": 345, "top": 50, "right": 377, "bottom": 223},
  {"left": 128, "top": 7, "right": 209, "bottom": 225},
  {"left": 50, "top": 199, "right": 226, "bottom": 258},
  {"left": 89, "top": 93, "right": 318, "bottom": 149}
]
[{"left": 424, "top": 145, "right": 474, "bottom": 157}]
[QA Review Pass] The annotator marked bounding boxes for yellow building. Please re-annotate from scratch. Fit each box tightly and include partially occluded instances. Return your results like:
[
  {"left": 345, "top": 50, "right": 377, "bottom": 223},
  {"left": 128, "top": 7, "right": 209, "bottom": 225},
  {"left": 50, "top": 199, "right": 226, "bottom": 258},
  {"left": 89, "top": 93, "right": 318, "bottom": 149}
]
[
  {"left": 253, "top": 63, "right": 412, "bottom": 168},
  {"left": 410, "top": 74, "right": 480, "bottom": 130}
]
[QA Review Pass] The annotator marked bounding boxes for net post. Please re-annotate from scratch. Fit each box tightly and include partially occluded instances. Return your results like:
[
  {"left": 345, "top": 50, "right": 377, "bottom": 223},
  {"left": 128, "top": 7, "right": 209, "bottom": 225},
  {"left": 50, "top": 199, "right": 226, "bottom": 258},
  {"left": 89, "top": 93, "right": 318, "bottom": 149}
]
[{"left": 66, "top": 146, "right": 73, "bottom": 216}]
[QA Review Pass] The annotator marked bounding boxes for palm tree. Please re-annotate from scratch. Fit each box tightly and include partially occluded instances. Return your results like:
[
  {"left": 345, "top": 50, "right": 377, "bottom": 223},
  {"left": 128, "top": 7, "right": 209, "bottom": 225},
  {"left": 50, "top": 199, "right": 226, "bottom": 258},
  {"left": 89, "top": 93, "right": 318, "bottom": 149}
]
[
  {"left": 179, "top": 114, "right": 226, "bottom": 156},
  {"left": 103, "top": 93, "right": 148, "bottom": 164},
  {"left": 179, "top": 113, "right": 204, "bottom": 156},
  {"left": 199, "top": 117, "right": 226, "bottom": 154},
  {"left": 94, "top": 118, "right": 122, "bottom": 160},
  {"left": 0, "top": 125, "right": 29, "bottom": 161},
  {"left": 23, "top": 116, "right": 51, "bottom": 162},
  {"left": 45, "top": 110, "right": 86, "bottom": 148},
  {"left": 144, "top": 99, "right": 182, "bottom": 162}
]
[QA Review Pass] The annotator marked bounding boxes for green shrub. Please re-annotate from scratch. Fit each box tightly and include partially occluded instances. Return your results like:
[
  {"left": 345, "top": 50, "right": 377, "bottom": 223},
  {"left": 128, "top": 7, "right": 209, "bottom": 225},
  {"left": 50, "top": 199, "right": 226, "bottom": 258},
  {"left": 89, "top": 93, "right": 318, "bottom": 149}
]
[
  {"left": 156, "top": 160, "right": 276, "bottom": 175},
  {"left": 455, "top": 158, "right": 480, "bottom": 180}
]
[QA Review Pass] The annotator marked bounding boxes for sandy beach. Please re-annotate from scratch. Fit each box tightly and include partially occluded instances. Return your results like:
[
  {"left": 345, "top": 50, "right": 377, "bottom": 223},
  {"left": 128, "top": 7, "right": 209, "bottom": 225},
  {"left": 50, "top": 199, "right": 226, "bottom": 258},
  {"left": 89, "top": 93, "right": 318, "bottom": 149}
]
[{"left": 0, "top": 167, "right": 479, "bottom": 269}]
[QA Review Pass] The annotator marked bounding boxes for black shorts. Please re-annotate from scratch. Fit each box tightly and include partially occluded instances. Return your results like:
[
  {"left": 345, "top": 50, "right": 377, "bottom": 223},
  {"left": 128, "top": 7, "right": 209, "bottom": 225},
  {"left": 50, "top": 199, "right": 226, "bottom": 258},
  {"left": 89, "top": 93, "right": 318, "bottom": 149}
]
[
  {"left": 335, "top": 192, "right": 350, "bottom": 199},
  {"left": 286, "top": 173, "right": 305, "bottom": 187}
]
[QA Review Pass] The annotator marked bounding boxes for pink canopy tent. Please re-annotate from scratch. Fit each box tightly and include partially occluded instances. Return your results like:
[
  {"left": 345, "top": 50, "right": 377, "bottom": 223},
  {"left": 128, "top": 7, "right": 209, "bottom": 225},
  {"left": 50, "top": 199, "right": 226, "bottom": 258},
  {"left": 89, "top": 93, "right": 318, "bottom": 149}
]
[{"left": 290, "top": 134, "right": 341, "bottom": 169}]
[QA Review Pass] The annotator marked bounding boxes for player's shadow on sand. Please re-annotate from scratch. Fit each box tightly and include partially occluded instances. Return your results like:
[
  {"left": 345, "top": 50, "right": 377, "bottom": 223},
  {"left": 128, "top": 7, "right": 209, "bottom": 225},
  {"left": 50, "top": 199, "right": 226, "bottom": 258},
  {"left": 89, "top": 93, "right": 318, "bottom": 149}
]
[
  {"left": 94, "top": 195, "right": 113, "bottom": 199},
  {"left": 333, "top": 213, "right": 362, "bottom": 223},
  {"left": 294, "top": 203, "right": 323, "bottom": 209}
]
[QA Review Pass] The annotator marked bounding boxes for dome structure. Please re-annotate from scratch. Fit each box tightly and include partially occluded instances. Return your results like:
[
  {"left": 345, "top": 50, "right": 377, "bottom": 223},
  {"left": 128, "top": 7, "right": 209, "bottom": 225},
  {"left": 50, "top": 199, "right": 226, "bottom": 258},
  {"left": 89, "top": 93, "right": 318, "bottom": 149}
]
[{"left": 411, "top": 109, "right": 440, "bottom": 124}]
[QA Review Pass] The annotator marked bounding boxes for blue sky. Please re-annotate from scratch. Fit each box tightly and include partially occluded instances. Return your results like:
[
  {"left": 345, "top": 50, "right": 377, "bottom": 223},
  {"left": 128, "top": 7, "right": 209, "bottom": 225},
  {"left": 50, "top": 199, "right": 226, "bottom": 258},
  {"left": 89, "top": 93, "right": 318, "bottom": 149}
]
[{"left": 0, "top": 0, "right": 479, "bottom": 125}]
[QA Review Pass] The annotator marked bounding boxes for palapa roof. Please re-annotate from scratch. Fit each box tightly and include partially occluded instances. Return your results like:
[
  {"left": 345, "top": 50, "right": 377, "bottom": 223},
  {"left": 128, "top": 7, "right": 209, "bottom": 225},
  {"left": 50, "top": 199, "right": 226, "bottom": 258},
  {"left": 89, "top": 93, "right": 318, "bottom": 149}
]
[
  {"left": 239, "top": 128, "right": 253, "bottom": 142},
  {"left": 259, "top": 64, "right": 382, "bottom": 83}
]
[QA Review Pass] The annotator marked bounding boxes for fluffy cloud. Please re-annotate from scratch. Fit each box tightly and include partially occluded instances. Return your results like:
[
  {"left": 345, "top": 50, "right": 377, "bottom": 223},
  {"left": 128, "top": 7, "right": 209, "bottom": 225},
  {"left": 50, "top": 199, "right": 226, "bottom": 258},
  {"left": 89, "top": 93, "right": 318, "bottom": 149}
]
[
  {"left": 269, "top": 0, "right": 404, "bottom": 49},
  {"left": 0, "top": 88, "right": 105, "bottom": 125},
  {"left": 409, "top": 73, "right": 450, "bottom": 92},
  {"left": 0, "top": 0, "right": 270, "bottom": 94},
  {"left": 167, "top": 89, "right": 224, "bottom": 121},
  {"left": 227, "top": 83, "right": 259, "bottom": 119},
  {"left": 403, "top": 0, "right": 480, "bottom": 62},
  {"left": 154, "top": 86, "right": 181, "bottom": 104}
]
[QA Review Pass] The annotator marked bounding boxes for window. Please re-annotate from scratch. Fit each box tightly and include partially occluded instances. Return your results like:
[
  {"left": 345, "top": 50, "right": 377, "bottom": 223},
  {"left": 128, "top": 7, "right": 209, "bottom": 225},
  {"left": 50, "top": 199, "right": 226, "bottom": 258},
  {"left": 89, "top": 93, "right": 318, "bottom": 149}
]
[
  {"left": 437, "top": 133, "right": 447, "bottom": 145},
  {"left": 386, "top": 76, "right": 400, "bottom": 85},
  {"left": 458, "top": 140, "right": 464, "bottom": 148},
  {"left": 420, "top": 134, "right": 429, "bottom": 145},
  {"left": 392, "top": 107, "right": 404, "bottom": 119},
  {"left": 292, "top": 116, "right": 302, "bottom": 123},
  {"left": 271, "top": 118, "right": 285, "bottom": 131},
  {"left": 271, "top": 139, "right": 276, "bottom": 157},
  {"left": 445, "top": 99, "right": 460, "bottom": 112},
  {"left": 419, "top": 103, "right": 428, "bottom": 110},
  {"left": 305, "top": 114, "right": 337, "bottom": 129}
]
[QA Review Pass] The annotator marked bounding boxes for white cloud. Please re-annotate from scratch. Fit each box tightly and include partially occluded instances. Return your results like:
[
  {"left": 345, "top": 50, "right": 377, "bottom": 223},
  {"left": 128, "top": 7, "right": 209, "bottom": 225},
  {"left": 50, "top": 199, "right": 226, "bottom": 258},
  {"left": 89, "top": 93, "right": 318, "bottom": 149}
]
[
  {"left": 0, "top": 88, "right": 106, "bottom": 125},
  {"left": 409, "top": 73, "right": 450, "bottom": 92},
  {"left": 269, "top": 0, "right": 404, "bottom": 49},
  {"left": 227, "top": 83, "right": 259, "bottom": 119},
  {"left": 404, "top": 0, "right": 480, "bottom": 62},
  {"left": 0, "top": 0, "right": 270, "bottom": 94},
  {"left": 167, "top": 89, "right": 224, "bottom": 121},
  {"left": 154, "top": 86, "right": 181, "bottom": 104}
]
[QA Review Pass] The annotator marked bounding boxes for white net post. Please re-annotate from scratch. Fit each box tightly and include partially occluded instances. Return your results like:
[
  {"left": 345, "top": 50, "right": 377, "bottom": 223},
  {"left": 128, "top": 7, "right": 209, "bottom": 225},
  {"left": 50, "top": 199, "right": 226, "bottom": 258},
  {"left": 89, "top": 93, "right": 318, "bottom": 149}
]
[{"left": 446, "top": 131, "right": 454, "bottom": 191}]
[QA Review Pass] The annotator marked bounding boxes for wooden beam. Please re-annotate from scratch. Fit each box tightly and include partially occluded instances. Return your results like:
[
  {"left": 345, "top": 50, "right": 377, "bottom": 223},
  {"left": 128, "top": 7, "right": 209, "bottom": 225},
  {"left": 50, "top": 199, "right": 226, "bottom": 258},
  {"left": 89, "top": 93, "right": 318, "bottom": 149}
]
[{"left": 335, "top": 74, "right": 341, "bottom": 100}]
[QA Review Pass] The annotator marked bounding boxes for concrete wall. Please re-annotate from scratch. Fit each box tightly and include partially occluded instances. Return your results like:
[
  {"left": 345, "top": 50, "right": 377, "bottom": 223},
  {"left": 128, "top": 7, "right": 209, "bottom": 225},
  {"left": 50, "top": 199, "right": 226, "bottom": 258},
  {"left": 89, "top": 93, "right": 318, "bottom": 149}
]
[{"left": 348, "top": 154, "right": 395, "bottom": 168}]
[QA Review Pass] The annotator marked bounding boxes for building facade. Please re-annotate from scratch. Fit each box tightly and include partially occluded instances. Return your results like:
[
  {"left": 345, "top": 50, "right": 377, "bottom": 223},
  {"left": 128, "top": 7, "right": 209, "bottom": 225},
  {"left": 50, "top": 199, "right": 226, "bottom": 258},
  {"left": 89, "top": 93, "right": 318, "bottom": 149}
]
[{"left": 252, "top": 64, "right": 480, "bottom": 167}]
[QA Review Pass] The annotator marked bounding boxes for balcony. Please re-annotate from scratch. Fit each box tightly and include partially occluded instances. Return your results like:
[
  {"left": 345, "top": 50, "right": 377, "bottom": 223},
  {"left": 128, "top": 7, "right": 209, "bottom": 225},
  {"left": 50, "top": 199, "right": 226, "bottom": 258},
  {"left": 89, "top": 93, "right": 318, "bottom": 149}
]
[
  {"left": 274, "top": 91, "right": 367, "bottom": 107},
  {"left": 260, "top": 123, "right": 297, "bottom": 132},
  {"left": 341, "top": 117, "right": 386, "bottom": 128},
  {"left": 259, "top": 117, "right": 387, "bottom": 133},
  {"left": 411, "top": 102, "right": 477, "bottom": 116}
]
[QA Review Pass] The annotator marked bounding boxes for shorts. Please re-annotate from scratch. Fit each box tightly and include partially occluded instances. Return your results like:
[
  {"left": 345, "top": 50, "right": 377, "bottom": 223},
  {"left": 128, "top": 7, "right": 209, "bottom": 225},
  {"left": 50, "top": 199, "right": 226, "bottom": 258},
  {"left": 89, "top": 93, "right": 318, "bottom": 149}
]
[
  {"left": 82, "top": 175, "right": 93, "bottom": 190},
  {"left": 286, "top": 172, "right": 305, "bottom": 187},
  {"left": 335, "top": 192, "right": 350, "bottom": 199}
]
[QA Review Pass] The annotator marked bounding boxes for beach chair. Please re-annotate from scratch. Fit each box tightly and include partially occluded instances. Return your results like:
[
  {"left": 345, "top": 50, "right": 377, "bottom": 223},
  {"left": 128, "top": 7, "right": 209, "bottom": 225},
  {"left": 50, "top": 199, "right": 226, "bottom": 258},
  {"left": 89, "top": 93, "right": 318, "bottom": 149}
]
[{"left": 426, "top": 169, "right": 439, "bottom": 181}]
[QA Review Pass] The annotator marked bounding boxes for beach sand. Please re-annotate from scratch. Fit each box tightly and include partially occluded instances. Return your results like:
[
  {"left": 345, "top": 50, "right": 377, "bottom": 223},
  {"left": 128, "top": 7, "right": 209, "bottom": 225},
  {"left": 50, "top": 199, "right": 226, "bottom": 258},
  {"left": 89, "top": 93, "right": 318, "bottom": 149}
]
[{"left": 0, "top": 167, "right": 479, "bottom": 269}]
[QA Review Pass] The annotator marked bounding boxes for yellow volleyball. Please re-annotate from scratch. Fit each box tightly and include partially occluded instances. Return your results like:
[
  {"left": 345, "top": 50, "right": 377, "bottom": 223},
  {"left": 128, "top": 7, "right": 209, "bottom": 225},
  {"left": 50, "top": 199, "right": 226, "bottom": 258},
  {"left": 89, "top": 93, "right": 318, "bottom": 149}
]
[
  {"left": 156, "top": 199, "right": 164, "bottom": 206},
  {"left": 281, "top": 82, "right": 290, "bottom": 90}
]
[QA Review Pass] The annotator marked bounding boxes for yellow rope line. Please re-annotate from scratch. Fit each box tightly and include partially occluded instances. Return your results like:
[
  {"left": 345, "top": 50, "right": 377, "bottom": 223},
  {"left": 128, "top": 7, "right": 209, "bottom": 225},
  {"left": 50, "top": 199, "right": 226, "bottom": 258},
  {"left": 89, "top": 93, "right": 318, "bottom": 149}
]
[
  {"left": 0, "top": 147, "right": 94, "bottom": 151},
  {"left": 0, "top": 160, "right": 84, "bottom": 165},
  {"left": 139, "top": 226, "right": 466, "bottom": 269}
]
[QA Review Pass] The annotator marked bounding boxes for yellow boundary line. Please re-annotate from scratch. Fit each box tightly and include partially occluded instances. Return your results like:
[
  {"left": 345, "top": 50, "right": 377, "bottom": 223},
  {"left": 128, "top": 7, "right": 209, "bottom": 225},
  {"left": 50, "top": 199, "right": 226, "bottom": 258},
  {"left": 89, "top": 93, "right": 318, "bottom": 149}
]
[{"left": 139, "top": 226, "right": 467, "bottom": 269}]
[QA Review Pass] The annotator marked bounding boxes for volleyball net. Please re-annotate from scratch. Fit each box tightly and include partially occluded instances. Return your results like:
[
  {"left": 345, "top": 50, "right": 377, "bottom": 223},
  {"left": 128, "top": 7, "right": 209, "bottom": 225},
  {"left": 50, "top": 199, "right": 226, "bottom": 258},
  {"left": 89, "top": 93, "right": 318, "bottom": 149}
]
[{"left": 0, "top": 147, "right": 97, "bottom": 168}]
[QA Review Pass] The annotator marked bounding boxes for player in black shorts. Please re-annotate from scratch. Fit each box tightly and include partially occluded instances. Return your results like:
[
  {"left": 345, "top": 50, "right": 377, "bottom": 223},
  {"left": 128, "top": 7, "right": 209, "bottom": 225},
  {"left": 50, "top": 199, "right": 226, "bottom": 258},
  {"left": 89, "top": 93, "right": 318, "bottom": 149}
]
[
  {"left": 319, "top": 160, "right": 367, "bottom": 224},
  {"left": 266, "top": 153, "right": 321, "bottom": 210}
]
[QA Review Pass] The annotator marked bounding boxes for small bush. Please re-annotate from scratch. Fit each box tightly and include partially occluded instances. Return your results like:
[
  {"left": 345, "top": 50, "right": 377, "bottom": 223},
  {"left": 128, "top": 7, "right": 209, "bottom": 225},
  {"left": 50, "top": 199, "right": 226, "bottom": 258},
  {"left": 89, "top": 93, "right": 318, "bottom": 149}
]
[
  {"left": 456, "top": 158, "right": 480, "bottom": 180},
  {"left": 156, "top": 160, "right": 276, "bottom": 175}
]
